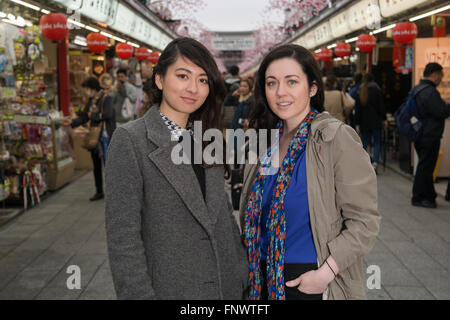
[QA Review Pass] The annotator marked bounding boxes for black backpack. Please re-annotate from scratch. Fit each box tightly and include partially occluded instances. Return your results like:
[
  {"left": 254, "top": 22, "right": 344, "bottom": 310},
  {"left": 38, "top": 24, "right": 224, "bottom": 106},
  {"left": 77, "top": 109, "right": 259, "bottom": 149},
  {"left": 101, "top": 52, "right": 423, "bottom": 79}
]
[{"left": 394, "top": 84, "right": 429, "bottom": 141}]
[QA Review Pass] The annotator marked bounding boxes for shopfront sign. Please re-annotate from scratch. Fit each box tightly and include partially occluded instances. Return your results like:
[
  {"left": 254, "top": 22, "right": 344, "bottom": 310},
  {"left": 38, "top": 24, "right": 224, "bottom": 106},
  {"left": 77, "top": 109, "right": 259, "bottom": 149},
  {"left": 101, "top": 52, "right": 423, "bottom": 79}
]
[
  {"left": 211, "top": 36, "right": 256, "bottom": 51},
  {"left": 346, "top": 0, "right": 380, "bottom": 32},
  {"left": 52, "top": 0, "right": 82, "bottom": 11},
  {"left": 110, "top": 3, "right": 135, "bottom": 35},
  {"left": 78, "top": 0, "right": 118, "bottom": 25},
  {"left": 379, "top": 0, "right": 428, "bottom": 18},
  {"left": 314, "top": 22, "right": 332, "bottom": 47}
]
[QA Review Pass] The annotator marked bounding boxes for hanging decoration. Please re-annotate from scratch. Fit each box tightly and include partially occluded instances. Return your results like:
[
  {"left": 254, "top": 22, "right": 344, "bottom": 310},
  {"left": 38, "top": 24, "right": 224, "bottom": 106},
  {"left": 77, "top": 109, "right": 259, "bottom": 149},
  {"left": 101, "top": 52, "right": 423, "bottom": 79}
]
[
  {"left": 39, "top": 13, "right": 69, "bottom": 41},
  {"left": 312, "top": 52, "right": 320, "bottom": 62},
  {"left": 432, "top": 15, "right": 446, "bottom": 38},
  {"left": 86, "top": 33, "right": 108, "bottom": 54},
  {"left": 356, "top": 34, "right": 376, "bottom": 52},
  {"left": 334, "top": 42, "right": 351, "bottom": 57},
  {"left": 116, "top": 43, "right": 133, "bottom": 59},
  {"left": 318, "top": 48, "right": 332, "bottom": 61},
  {"left": 392, "top": 22, "right": 418, "bottom": 44},
  {"left": 135, "top": 47, "right": 151, "bottom": 61},
  {"left": 148, "top": 51, "right": 160, "bottom": 64}
]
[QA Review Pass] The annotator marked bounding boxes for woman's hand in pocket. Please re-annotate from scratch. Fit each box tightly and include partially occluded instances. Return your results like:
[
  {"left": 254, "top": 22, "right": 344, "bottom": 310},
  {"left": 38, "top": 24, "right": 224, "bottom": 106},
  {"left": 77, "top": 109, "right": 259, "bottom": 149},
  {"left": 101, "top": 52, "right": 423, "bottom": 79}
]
[{"left": 285, "top": 266, "right": 335, "bottom": 294}]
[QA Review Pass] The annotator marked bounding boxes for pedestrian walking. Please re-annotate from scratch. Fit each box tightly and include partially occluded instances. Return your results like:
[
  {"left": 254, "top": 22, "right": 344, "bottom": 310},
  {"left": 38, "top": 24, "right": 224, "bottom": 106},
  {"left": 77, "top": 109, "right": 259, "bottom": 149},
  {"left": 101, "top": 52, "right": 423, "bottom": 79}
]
[
  {"left": 323, "top": 74, "right": 355, "bottom": 123},
  {"left": 239, "top": 44, "right": 380, "bottom": 300},
  {"left": 61, "top": 77, "right": 116, "bottom": 201},
  {"left": 354, "top": 73, "right": 387, "bottom": 173},
  {"left": 411, "top": 62, "right": 450, "bottom": 208},
  {"left": 105, "top": 37, "right": 248, "bottom": 300}
]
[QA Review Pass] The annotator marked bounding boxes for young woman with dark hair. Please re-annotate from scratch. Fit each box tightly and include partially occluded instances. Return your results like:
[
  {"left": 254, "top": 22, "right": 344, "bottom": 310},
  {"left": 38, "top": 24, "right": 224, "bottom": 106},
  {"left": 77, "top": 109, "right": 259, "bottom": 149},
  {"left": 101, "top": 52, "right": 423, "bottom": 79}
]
[
  {"left": 240, "top": 44, "right": 380, "bottom": 300},
  {"left": 105, "top": 37, "right": 248, "bottom": 300}
]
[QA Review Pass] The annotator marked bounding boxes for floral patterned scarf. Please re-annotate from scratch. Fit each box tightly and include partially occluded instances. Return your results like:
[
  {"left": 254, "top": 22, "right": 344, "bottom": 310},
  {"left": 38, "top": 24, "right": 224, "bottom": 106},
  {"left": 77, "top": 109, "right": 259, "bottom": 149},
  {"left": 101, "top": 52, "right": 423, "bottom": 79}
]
[{"left": 244, "top": 109, "right": 318, "bottom": 300}]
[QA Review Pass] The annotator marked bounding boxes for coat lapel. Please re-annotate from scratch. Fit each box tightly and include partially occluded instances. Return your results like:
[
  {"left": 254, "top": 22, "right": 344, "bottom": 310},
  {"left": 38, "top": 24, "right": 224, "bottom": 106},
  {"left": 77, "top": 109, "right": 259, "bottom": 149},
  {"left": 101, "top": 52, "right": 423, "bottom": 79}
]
[{"left": 144, "top": 107, "right": 214, "bottom": 235}]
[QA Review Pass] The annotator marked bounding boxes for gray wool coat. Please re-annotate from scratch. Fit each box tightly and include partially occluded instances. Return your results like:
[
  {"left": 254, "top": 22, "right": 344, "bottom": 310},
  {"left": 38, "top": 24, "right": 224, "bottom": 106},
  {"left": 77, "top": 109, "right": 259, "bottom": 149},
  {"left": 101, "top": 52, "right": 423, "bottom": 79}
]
[{"left": 104, "top": 106, "right": 249, "bottom": 300}]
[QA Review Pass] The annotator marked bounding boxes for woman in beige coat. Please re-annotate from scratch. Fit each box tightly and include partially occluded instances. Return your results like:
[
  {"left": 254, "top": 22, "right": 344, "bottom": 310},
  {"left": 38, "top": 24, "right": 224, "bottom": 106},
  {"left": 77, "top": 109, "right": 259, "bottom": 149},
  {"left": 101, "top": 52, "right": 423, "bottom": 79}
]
[
  {"left": 240, "top": 44, "right": 380, "bottom": 300},
  {"left": 323, "top": 74, "right": 355, "bottom": 123}
]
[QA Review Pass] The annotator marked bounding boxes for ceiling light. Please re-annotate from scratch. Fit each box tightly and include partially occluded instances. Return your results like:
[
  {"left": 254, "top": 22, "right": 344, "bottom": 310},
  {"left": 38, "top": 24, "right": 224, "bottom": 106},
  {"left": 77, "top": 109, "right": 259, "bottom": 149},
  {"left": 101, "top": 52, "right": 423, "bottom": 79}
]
[
  {"left": 68, "top": 18, "right": 85, "bottom": 28},
  {"left": 2, "top": 18, "right": 25, "bottom": 27},
  {"left": 10, "top": 0, "right": 40, "bottom": 11},
  {"left": 345, "top": 37, "right": 358, "bottom": 43},
  {"left": 41, "top": 9, "right": 50, "bottom": 14},
  {"left": 314, "top": 49, "right": 321, "bottom": 53},
  {"left": 85, "top": 25, "right": 99, "bottom": 32},
  {"left": 74, "top": 39, "right": 87, "bottom": 47},
  {"left": 127, "top": 41, "right": 139, "bottom": 48},
  {"left": 371, "top": 24, "right": 396, "bottom": 35},
  {"left": 410, "top": 4, "right": 450, "bottom": 22},
  {"left": 327, "top": 43, "right": 337, "bottom": 49}
]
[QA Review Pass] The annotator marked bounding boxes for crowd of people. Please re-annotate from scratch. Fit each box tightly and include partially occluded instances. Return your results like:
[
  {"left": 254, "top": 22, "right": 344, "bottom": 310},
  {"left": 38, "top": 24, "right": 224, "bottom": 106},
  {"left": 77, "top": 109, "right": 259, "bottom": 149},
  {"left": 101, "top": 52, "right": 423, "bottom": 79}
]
[{"left": 59, "top": 36, "right": 449, "bottom": 300}]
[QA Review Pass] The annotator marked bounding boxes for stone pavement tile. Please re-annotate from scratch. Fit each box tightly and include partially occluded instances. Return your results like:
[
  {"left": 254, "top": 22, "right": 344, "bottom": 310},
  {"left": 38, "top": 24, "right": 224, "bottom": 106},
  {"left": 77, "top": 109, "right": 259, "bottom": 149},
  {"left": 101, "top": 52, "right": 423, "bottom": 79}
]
[
  {"left": 78, "top": 260, "right": 116, "bottom": 300},
  {"left": 0, "top": 245, "right": 15, "bottom": 260},
  {"left": 384, "top": 286, "right": 436, "bottom": 300},
  {"left": 35, "top": 253, "right": 107, "bottom": 300},
  {"left": 365, "top": 286, "right": 392, "bottom": 300},
  {"left": 0, "top": 223, "right": 44, "bottom": 247},
  {"left": 364, "top": 250, "right": 422, "bottom": 287},
  {"left": 377, "top": 220, "right": 410, "bottom": 242},
  {"left": 0, "top": 248, "right": 44, "bottom": 290},
  {"left": 382, "top": 240, "right": 450, "bottom": 299},
  {"left": 409, "top": 232, "right": 450, "bottom": 273},
  {"left": 0, "top": 268, "right": 53, "bottom": 300}
]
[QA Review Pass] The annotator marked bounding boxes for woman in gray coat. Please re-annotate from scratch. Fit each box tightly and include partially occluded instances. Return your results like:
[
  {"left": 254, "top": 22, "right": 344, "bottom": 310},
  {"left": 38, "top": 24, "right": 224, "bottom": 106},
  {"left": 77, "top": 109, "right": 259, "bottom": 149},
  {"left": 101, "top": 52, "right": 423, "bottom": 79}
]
[{"left": 105, "top": 38, "right": 248, "bottom": 300}]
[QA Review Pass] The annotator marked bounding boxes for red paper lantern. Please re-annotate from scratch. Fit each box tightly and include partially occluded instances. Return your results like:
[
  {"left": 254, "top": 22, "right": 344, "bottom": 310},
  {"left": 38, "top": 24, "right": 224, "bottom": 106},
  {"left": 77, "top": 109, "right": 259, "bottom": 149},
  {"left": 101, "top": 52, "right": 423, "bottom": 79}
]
[
  {"left": 334, "top": 42, "right": 351, "bottom": 57},
  {"left": 148, "top": 51, "right": 160, "bottom": 64},
  {"left": 356, "top": 34, "right": 376, "bottom": 52},
  {"left": 39, "top": 13, "right": 69, "bottom": 41},
  {"left": 318, "top": 48, "right": 332, "bottom": 62},
  {"left": 312, "top": 52, "right": 320, "bottom": 62},
  {"left": 86, "top": 33, "right": 108, "bottom": 54},
  {"left": 135, "top": 47, "right": 150, "bottom": 61},
  {"left": 116, "top": 43, "right": 133, "bottom": 59},
  {"left": 392, "top": 22, "right": 418, "bottom": 44}
]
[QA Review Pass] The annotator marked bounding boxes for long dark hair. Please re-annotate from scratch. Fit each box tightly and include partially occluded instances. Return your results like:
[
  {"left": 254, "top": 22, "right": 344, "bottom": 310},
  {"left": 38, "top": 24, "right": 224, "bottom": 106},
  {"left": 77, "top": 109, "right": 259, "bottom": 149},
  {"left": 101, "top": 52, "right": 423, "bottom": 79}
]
[
  {"left": 150, "top": 37, "right": 229, "bottom": 174},
  {"left": 249, "top": 44, "right": 324, "bottom": 130}
]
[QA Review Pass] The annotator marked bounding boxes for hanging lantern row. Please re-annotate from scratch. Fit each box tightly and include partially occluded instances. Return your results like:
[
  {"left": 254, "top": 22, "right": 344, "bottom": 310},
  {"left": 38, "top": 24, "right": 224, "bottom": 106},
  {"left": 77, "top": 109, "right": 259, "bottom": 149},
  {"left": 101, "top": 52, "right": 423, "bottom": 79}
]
[
  {"left": 39, "top": 13, "right": 69, "bottom": 41},
  {"left": 147, "top": 51, "right": 160, "bottom": 64},
  {"left": 116, "top": 43, "right": 134, "bottom": 59},
  {"left": 356, "top": 34, "right": 376, "bottom": 52},
  {"left": 135, "top": 47, "right": 150, "bottom": 61},
  {"left": 86, "top": 33, "right": 108, "bottom": 53},
  {"left": 334, "top": 42, "right": 351, "bottom": 57},
  {"left": 318, "top": 48, "right": 332, "bottom": 62},
  {"left": 392, "top": 22, "right": 418, "bottom": 44}
]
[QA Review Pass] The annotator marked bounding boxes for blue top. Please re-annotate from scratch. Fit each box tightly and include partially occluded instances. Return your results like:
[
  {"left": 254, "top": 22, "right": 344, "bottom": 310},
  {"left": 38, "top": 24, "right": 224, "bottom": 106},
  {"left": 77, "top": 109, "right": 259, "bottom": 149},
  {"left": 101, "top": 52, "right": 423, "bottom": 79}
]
[{"left": 260, "top": 149, "right": 318, "bottom": 264}]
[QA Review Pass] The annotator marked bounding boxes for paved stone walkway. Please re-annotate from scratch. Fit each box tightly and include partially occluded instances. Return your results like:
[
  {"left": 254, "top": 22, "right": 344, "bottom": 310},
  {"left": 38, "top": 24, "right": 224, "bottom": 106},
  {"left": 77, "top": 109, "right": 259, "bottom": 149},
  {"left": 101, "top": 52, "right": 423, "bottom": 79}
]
[{"left": 0, "top": 168, "right": 449, "bottom": 300}]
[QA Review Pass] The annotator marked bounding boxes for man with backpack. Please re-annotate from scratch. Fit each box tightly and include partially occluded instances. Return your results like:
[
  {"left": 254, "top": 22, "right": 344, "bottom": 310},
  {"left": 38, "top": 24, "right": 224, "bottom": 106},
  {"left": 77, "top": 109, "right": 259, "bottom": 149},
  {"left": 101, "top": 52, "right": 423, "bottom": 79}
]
[{"left": 410, "top": 63, "right": 450, "bottom": 208}]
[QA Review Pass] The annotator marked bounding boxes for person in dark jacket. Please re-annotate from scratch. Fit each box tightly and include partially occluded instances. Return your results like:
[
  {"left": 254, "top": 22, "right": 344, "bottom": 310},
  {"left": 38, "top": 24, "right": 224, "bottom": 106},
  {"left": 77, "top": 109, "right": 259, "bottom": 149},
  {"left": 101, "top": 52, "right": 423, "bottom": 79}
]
[
  {"left": 61, "top": 77, "right": 116, "bottom": 201},
  {"left": 411, "top": 63, "right": 450, "bottom": 208},
  {"left": 354, "top": 73, "right": 386, "bottom": 173}
]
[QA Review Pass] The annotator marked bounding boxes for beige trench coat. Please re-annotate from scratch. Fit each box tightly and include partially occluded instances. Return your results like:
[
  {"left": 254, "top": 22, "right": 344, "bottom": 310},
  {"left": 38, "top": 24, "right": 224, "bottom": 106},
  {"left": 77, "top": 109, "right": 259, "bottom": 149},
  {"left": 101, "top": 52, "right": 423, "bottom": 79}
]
[{"left": 239, "top": 112, "right": 381, "bottom": 300}]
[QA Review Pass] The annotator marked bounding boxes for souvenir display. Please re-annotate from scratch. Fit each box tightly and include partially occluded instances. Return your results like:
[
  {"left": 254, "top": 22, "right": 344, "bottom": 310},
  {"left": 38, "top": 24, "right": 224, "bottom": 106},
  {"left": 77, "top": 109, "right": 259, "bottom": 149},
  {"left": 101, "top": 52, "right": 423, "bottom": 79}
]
[{"left": 0, "top": 21, "right": 72, "bottom": 208}]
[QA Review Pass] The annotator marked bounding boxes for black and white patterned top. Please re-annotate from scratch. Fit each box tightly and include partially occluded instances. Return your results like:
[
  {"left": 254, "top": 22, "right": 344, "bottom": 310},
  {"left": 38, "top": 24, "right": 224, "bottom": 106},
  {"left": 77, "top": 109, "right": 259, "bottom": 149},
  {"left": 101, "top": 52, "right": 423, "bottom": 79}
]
[{"left": 159, "top": 111, "right": 193, "bottom": 141}]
